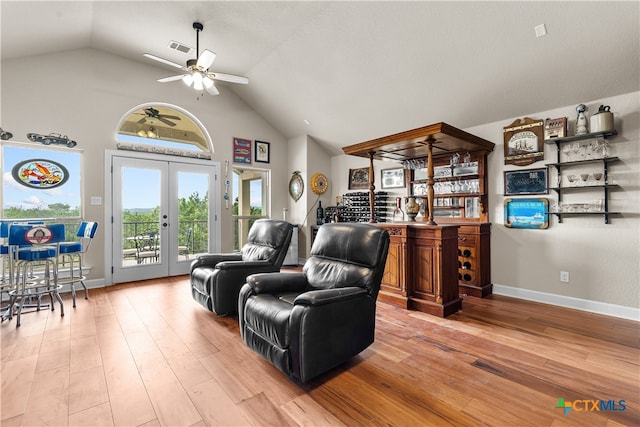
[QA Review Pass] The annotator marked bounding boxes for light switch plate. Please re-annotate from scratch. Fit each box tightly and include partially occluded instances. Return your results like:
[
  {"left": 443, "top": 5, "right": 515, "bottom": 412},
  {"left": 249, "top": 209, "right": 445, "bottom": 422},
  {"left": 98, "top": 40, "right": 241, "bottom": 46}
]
[{"left": 90, "top": 196, "right": 102, "bottom": 205}]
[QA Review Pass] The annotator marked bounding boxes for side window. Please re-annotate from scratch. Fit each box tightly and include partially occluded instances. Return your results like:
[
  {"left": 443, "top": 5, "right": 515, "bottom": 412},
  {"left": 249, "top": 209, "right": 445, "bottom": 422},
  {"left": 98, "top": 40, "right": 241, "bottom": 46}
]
[
  {"left": 2, "top": 143, "right": 82, "bottom": 219},
  {"left": 232, "top": 168, "right": 269, "bottom": 250}
]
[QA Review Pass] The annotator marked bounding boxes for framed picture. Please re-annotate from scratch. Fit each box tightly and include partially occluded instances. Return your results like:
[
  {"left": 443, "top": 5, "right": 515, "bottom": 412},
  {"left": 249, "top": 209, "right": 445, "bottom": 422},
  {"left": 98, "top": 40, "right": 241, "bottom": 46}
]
[
  {"left": 504, "top": 198, "right": 549, "bottom": 229},
  {"left": 348, "top": 167, "right": 369, "bottom": 190},
  {"left": 504, "top": 167, "right": 548, "bottom": 195},
  {"left": 254, "top": 140, "right": 270, "bottom": 163},
  {"left": 233, "top": 137, "right": 251, "bottom": 164},
  {"left": 381, "top": 168, "right": 405, "bottom": 189},
  {"left": 503, "top": 117, "right": 544, "bottom": 166}
]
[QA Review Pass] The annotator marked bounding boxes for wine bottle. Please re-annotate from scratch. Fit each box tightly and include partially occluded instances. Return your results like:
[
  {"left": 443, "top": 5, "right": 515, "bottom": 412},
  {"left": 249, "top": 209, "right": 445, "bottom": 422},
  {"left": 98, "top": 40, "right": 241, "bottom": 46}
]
[{"left": 316, "top": 201, "right": 324, "bottom": 225}]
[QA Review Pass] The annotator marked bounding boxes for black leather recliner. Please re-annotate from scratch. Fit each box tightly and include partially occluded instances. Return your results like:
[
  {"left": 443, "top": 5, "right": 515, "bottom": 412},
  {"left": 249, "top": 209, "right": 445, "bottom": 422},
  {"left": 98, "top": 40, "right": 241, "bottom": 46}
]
[
  {"left": 190, "top": 219, "right": 293, "bottom": 315},
  {"left": 238, "top": 222, "right": 390, "bottom": 383}
]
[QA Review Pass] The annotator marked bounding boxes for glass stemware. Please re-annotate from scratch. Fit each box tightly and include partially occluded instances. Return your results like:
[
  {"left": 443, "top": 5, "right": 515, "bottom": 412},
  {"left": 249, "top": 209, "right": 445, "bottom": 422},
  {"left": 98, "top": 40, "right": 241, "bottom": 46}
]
[
  {"left": 580, "top": 173, "right": 590, "bottom": 186},
  {"left": 593, "top": 172, "right": 603, "bottom": 184}
]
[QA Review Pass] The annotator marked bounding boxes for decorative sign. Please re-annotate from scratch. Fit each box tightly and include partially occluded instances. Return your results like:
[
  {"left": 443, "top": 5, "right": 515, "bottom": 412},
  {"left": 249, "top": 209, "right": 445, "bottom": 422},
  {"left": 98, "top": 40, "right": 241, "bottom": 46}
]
[
  {"left": 12, "top": 159, "right": 69, "bottom": 189},
  {"left": 504, "top": 198, "right": 549, "bottom": 229},
  {"left": 25, "top": 226, "right": 54, "bottom": 244},
  {"left": 504, "top": 168, "right": 548, "bottom": 195},
  {"left": 233, "top": 137, "right": 252, "bottom": 164},
  {"left": 503, "top": 117, "right": 544, "bottom": 166},
  {"left": 544, "top": 117, "right": 568, "bottom": 139}
]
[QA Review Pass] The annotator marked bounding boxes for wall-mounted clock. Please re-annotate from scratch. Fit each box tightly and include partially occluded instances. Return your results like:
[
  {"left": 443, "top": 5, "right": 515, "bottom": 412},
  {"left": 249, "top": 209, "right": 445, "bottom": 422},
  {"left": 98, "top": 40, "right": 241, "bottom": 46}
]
[
  {"left": 310, "top": 173, "right": 329, "bottom": 195},
  {"left": 289, "top": 171, "right": 304, "bottom": 202}
]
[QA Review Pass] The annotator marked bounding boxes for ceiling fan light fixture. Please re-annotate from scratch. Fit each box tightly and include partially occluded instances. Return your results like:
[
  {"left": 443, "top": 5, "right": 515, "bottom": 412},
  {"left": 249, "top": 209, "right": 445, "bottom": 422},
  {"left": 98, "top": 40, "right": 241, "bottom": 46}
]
[
  {"left": 193, "top": 72, "right": 204, "bottom": 91},
  {"left": 182, "top": 74, "right": 194, "bottom": 86},
  {"left": 203, "top": 75, "right": 214, "bottom": 88}
]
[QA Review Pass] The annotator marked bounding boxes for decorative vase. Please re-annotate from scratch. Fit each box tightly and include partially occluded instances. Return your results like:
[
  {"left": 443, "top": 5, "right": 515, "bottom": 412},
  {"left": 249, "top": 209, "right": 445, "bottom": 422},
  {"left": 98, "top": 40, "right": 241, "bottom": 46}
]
[
  {"left": 405, "top": 197, "right": 420, "bottom": 221},
  {"left": 575, "top": 104, "right": 589, "bottom": 135}
]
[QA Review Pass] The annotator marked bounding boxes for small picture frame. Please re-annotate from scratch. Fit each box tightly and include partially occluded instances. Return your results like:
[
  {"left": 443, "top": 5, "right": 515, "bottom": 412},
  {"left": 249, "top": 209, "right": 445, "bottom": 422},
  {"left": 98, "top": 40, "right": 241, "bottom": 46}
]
[
  {"left": 254, "top": 140, "right": 270, "bottom": 163},
  {"left": 381, "top": 168, "right": 405, "bottom": 189},
  {"left": 233, "top": 137, "right": 251, "bottom": 164},
  {"left": 348, "top": 167, "right": 369, "bottom": 190},
  {"left": 504, "top": 198, "right": 549, "bottom": 229},
  {"left": 504, "top": 168, "right": 548, "bottom": 196}
]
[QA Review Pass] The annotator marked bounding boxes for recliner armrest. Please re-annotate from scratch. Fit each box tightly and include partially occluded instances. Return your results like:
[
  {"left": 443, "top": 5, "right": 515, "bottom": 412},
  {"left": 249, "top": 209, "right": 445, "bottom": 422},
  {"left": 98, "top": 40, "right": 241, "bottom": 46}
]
[
  {"left": 294, "top": 287, "right": 367, "bottom": 307},
  {"left": 246, "top": 272, "right": 308, "bottom": 294},
  {"left": 190, "top": 253, "right": 242, "bottom": 271},
  {"left": 216, "top": 260, "right": 274, "bottom": 270}
]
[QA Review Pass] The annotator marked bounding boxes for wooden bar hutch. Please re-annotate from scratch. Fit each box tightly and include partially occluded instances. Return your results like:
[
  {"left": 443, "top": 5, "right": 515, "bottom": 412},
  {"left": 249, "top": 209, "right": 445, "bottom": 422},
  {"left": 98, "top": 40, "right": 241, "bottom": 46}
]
[{"left": 342, "top": 123, "right": 495, "bottom": 317}]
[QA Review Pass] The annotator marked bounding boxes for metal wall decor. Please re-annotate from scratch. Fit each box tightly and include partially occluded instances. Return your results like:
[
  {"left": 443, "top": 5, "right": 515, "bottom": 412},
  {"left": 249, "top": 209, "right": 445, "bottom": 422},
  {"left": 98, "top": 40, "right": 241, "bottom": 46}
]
[
  {"left": 503, "top": 117, "right": 544, "bottom": 166},
  {"left": 504, "top": 198, "right": 549, "bottom": 229},
  {"left": 289, "top": 171, "right": 304, "bottom": 202},
  {"left": 12, "top": 159, "right": 70, "bottom": 189}
]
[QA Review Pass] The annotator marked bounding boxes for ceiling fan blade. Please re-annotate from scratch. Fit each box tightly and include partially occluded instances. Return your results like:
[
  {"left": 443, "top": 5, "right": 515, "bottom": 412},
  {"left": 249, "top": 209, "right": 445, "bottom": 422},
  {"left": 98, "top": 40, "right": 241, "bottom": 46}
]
[
  {"left": 143, "top": 53, "right": 186, "bottom": 70},
  {"left": 157, "top": 74, "right": 187, "bottom": 83},
  {"left": 196, "top": 49, "right": 216, "bottom": 70},
  {"left": 209, "top": 72, "right": 249, "bottom": 85},
  {"left": 137, "top": 117, "right": 147, "bottom": 124},
  {"left": 160, "top": 114, "right": 181, "bottom": 120},
  {"left": 205, "top": 84, "right": 220, "bottom": 96},
  {"left": 158, "top": 117, "right": 177, "bottom": 127}
]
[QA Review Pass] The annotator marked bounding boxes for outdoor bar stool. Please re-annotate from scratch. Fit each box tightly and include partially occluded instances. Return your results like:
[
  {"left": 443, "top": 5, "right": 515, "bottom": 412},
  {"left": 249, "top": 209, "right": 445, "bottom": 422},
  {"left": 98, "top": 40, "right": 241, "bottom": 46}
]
[
  {"left": 57, "top": 221, "right": 98, "bottom": 307},
  {"left": 7, "top": 223, "right": 65, "bottom": 327}
]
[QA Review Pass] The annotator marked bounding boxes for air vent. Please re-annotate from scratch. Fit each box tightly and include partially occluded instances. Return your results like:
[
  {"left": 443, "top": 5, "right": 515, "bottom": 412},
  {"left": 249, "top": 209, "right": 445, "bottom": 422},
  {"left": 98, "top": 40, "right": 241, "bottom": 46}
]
[{"left": 168, "top": 40, "right": 192, "bottom": 55}]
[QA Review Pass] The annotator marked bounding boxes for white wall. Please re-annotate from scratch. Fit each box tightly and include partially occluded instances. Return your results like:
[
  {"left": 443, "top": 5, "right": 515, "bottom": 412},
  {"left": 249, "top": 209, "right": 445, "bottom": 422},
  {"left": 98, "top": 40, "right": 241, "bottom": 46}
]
[
  {"left": 1, "top": 48, "right": 290, "bottom": 281},
  {"left": 286, "top": 134, "right": 332, "bottom": 257},
  {"left": 331, "top": 91, "right": 640, "bottom": 313}
]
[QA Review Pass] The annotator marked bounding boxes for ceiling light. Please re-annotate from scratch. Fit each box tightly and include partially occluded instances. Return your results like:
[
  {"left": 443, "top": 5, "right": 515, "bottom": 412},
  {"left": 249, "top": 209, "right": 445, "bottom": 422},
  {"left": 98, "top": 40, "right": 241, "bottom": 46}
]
[
  {"left": 193, "top": 72, "right": 204, "bottom": 91},
  {"left": 182, "top": 74, "right": 194, "bottom": 86}
]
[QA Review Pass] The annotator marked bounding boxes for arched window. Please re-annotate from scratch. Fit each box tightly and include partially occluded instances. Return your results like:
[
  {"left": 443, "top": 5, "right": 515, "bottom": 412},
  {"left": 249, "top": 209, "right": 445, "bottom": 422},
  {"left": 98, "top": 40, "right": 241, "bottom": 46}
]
[{"left": 115, "top": 103, "right": 213, "bottom": 158}]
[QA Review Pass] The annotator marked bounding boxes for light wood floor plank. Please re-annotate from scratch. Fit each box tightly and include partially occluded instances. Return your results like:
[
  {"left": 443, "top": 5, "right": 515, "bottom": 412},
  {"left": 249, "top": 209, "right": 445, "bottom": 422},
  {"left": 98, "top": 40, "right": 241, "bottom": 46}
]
[{"left": 2, "top": 274, "right": 638, "bottom": 427}]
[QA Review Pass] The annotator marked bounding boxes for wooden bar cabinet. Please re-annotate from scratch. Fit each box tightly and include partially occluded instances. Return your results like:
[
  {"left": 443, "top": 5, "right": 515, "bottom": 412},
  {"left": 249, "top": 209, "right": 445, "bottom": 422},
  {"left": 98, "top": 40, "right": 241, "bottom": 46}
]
[{"left": 342, "top": 123, "right": 495, "bottom": 316}]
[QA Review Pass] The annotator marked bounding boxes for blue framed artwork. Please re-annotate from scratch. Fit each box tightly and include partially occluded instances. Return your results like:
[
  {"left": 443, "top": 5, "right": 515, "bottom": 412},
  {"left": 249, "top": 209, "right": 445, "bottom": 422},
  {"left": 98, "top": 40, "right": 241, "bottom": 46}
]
[{"left": 504, "top": 198, "right": 549, "bottom": 229}]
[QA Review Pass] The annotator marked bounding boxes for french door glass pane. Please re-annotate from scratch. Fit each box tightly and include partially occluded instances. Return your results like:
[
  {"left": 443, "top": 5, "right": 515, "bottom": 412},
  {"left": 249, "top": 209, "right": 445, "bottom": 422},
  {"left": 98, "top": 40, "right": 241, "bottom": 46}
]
[
  {"left": 177, "top": 171, "right": 209, "bottom": 260},
  {"left": 121, "top": 166, "right": 161, "bottom": 265}
]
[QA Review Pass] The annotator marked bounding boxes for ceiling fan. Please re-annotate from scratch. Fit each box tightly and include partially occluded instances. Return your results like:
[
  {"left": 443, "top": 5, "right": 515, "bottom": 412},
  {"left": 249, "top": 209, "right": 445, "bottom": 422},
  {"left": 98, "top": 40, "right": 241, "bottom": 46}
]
[
  {"left": 144, "top": 22, "right": 249, "bottom": 96},
  {"left": 137, "top": 107, "right": 181, "bottom": 127}
]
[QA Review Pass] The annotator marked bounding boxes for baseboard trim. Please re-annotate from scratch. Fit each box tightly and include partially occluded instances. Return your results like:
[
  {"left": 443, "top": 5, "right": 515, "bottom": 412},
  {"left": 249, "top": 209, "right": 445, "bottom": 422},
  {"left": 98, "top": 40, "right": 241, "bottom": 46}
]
[{"left": 493, "top": 284, "right": 640, "bottom": 322}]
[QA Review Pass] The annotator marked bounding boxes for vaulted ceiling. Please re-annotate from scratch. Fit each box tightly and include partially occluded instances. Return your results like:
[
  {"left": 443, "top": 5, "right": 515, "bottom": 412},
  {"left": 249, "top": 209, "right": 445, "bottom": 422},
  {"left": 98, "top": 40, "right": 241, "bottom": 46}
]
[{"left": 2, "top": 1, "right": 638, "bottom": 154}]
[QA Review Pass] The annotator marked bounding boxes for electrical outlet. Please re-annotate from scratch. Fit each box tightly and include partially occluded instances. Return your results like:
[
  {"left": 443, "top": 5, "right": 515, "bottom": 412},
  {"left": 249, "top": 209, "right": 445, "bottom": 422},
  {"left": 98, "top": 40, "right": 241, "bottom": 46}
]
[{"left": 560, "top": 271, "right": 570, "bottom": 283}]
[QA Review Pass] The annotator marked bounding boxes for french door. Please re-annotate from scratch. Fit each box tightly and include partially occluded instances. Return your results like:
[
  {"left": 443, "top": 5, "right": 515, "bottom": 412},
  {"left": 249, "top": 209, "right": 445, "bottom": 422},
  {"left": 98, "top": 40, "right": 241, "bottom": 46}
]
[{"left": 111, "top": 156, "right": 217, "bottom": 283}]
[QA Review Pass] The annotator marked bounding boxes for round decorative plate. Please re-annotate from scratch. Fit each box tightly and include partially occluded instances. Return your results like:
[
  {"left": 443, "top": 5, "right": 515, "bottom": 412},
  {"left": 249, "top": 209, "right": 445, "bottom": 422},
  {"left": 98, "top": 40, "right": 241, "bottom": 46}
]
[
  {"left": 310, "top": 173, "right": 329, "bottom": 194},
  {"left": 289, "top": 171, "right": 304, "bottom": 202}
]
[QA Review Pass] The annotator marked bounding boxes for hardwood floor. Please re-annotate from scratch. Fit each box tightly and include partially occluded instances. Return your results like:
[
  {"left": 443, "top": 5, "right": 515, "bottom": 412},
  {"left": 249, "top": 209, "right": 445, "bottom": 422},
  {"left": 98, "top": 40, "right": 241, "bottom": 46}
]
[{"left": 1, "top": 274, "right": 638, "bottom": 426}]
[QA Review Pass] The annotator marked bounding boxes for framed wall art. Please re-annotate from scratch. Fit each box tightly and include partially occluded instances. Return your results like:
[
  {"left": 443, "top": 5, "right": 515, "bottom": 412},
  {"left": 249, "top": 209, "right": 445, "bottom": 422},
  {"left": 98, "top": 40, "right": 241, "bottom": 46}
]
[
  {"left": 381, "top": 167, "right": 405, "bottom": 189},
  {"left": 503, "top": 117, "right": 544, "bottom": 166},
  {"left": 504, "top": 168, "right": 548, "bottom": 195},
  {"left": 348, "top": 167, "right": 369, "bottom": 190},
  {"left": 233, "top": 137, "right": 251, "bottom": 164},
  {"left": 254, "top": 140, "right": 270, "bottom": 163},
  {"left": 504, "top": 168, "right": 549, "bottom": 196},
  {"left": 504, "top": 198, "right": 549, "bottom": 229}
]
